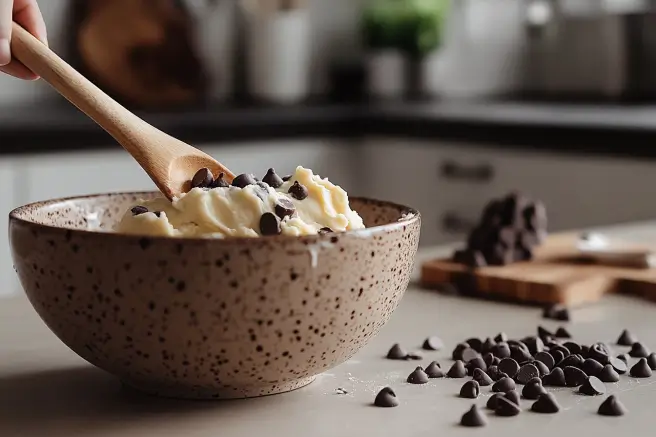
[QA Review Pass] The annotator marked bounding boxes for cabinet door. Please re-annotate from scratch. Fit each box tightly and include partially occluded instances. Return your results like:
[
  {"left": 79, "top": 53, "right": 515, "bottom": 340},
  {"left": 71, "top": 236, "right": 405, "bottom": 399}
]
[{"left": 0, "top": 158, "right": 17, "bottom": 296}]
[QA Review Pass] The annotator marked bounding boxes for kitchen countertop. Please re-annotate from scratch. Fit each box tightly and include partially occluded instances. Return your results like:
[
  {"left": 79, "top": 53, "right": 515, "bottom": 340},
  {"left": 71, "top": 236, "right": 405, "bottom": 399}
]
[
  {"left": 3, "top": 222, "right": 656, "bottom": 437},
  {"left": 5, "top": 98, "right": 656, "bottom": 158}
]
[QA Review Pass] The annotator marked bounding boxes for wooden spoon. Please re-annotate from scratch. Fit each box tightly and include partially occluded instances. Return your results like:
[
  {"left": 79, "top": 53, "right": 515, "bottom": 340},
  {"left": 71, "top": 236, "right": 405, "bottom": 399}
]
[{"left": 9, "top": 22, "right": 235, "bottom": 200}]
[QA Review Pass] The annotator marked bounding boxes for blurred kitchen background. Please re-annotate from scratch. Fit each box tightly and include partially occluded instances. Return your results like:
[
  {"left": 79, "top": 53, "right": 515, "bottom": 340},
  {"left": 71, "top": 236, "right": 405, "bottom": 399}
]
[{"left": 3, "top": 0, "right": 656, "bottom": 295}]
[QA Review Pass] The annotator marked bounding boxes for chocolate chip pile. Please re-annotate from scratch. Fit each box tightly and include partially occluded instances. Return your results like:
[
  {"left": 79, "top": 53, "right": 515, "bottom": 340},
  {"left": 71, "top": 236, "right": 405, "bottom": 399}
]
[
  {"left": 374, "top": 328, "right": 654, "bottom": 425},
  {"left": 453, "top": 192, "right": 547, "bottom": 267}
]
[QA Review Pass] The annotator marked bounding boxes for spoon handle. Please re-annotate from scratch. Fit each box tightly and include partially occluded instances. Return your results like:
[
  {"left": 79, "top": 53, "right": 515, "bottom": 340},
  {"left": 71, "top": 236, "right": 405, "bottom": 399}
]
[{"left": 10, "top": 23, "right": 152, "bottom": 162}]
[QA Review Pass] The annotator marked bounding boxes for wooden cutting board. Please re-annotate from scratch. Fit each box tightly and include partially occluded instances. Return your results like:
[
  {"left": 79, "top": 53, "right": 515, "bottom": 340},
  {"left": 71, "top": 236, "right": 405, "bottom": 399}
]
[{"left": 421, "top": 233, "right": 656, "bottom": 306}]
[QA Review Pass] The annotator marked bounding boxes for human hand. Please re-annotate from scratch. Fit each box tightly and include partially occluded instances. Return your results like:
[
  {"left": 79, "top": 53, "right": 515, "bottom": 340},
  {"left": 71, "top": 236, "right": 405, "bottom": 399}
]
[{"left": 0, "top": 0, "right": 47, "bottom": 80}]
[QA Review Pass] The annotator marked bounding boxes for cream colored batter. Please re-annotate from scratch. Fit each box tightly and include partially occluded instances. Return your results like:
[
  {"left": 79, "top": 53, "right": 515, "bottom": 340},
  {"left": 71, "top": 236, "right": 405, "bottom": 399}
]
[{"left": 116, "top": 166, "right": 365, "bottom": 238}]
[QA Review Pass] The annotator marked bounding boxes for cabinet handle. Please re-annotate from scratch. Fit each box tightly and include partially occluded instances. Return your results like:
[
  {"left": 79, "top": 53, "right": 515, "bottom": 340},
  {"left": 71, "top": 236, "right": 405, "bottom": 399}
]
[
  {"left": 441, "top": 212, "right": 476, "bottom": 234},
  {"left": 440, "top": 160, "right": 494, "bottom": 182}
]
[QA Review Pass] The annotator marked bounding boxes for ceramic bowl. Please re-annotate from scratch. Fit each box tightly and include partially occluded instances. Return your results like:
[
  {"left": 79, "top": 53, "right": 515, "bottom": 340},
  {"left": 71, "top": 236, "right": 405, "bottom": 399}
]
[{"left": 9, "top": 192, "right": 420, "bottom": 399}]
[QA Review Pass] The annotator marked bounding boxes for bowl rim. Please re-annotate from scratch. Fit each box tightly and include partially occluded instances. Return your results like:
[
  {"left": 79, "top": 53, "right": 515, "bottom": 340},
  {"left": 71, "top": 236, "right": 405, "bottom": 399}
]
[{"left": 8, "top": 191, "right": 421, "bottom": 243}]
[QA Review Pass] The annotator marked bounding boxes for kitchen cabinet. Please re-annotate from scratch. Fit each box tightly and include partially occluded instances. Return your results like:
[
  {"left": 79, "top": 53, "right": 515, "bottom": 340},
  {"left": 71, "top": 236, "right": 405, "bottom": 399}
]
[{"left": 360, "top": 137, "right": 656, "bottom": 246}]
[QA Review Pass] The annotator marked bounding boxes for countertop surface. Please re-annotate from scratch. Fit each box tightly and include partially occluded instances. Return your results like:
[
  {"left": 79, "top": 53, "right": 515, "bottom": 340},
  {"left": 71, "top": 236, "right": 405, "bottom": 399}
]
[
  {"left": 5, "top": 98, "right": 656, "bottom": 158},
  {"left": 3, "top": 222, "right": 656, "bottom": 437}
]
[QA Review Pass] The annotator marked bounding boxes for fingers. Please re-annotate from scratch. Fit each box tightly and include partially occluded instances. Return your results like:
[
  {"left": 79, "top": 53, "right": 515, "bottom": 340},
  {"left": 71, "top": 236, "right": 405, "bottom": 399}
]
[
  {"left": 0, "top": 59, "right": 37, "bottom": 80},
  {"left": 0, "top": 0, "right": 12, "bottom": 66},
  {"left": 13, "top": 0, "right": 46, "bottom": 45}
]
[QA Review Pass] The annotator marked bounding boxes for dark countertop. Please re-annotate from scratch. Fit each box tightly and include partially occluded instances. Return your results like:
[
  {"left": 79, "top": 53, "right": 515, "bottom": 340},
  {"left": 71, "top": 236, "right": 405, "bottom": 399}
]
[{"left": 4, "top": 98, "right": 656, "bottom": 158}]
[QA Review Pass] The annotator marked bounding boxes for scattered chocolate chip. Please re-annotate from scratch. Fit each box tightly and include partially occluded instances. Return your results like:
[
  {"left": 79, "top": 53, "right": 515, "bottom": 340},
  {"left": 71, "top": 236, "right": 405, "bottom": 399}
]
[
  {"left": 580, "top": 345, "right": 591, "bottom": 357},
  {"left": 588, "top": 344, "right": 611, "bottom": 365},
  {"left": 131, "top": 206, "right": 148, "bottom": 216},
  {"left": 318, "top": 227, "right": 333, "bottom": 235},
  {"left": 609, "top": 357, "right": 628, "bottom": 375},
  {"left": 492, "top": 377, "right": 516, "bottom": 393},
  {"left": 461, "top": 404, "right": 488, "bottom": 427},
  {"left": 425, "top": 361, "right": 444, "bottom": 378},
  {"left": 452, "top": 343, "right": 470, "bottom": 361},
  {"left": 516, "top": 364, "right": 540, "bottom": 385},
  {"left": 288, "top": 181, "right": 308, "bottom": 200},
  {"left": 508, "top": 340, "right": 530, "bottom": 352},
  {"left": 406, "top": 353, "right": 423, "bottom": 361},
  {"left": 505, "top": 389, "right": 520, "bottom": 405},
  {"left": 259, "top": 212, "right": 281, "bottom": 236},
  {"left": 555, "top": 327, "right": 571, "bottom": 338},
  {"left": 579, "top": 376, "right": 606, "bottom": 396},
  {"left": 373, "top": 387, "right": 399, "bottom": 407},
  {"left": 191, "top": 167, "right": 213, "bottom": 188},
  {"left": 510, "top": 346, "right": 533, "bottom": 363},
  {"left": 464, "top": 338, "right": 483, "bottom": 353},
  {"left": 499, "top": 358, "right": 520, "bottom": 379},
  {"left": 209, "top": 172, "right": 229, "bottom": 188},
  {"left": 617, "top": 329, "right": 638, "bottom": 346},
  {"left": 550, "top": 350, "right": 565, "bottom": 367},
  {"left": 481, "top": 338, "right": 496, "bottom": 354},
  {"left": 483, "top": 353, "right": 495, "bottom": 367},
  {"left": 274, "top": 198, "right": 296, "bottom": 219},
  {"left": 598, "top": 364, "right": 620, "bottom": 383},
  {"left": 487, "top": 393, "right": 503, "bottom": 410},
  {"left": 232, "top": 173, "right": 257, "bottom": 188},
  {"left": 617, "top": 354, "right": 629, "bottom": 363},
  {"left": 407, "top": 366, "right": 429, "bottom": 384},
  {"left": 534, "top": 360, "right": 550, "bottom": 377},
  {"left": 523, "top": 336, "right": 545, "bottom": 355},
  {"left": 564, "top": 366, "right": 588, "bottom": 387},
  {"left": 538, "top": 326, "right": 554, "bottom": 341},
  {"left": 462, "top": 348, "right": 480, "bottom": 363},
  {"left": 495, "top": 332, "right": 509, "bottom": 343},
  {"left": 629, "top": 342, "right": 651, "bottom": 358},
  {"left": 531, "top": 393, "right": 560, "bottom": 414},
  {"left": 422, "top": 336, "right": 444, "bottom": 351},
  {"left": 487, "top": 366, "right": 502, "bottom": 381},
  {"left": 551, "top": 344, "right": 572, "bottom": 357},
  {"left": 543, "top": 305, "right": 571, "bottom": 321},
  {"left": 447, "top": 360, "right": 468, "bottom": 378},
  {"left": 563, "top": 342, "right": 582, "bottom": 355},
  {"left": 522, "top": 378, "right": 547, "bottom": 400},
  {"left": 542, "top": 367, "right": 567, "bottom": 387},
  {"left": 386, "top": 343, "right": 407, "bottom": 360},
  {"left": 491, "top": 342, "right": 511, "bottom": 359},
  {"left": 495, "top": 396, "right": 521, "bottom": 417},
  {"left": 630, "top": 358, "right": 653, "bottom": 378},
  {"left": 558, "top": 354, "right": 584, "bottom": 369},
  {"left": 598, "top": 395, "right": 628, "bottom": 417},
  {"left": 535, "top": 351, "right": 555, "bottom": 370},
  {"left": 467, "top": 357, "right": 487, "bottom": 375},
  {"left": 582, "top": 358, "right": 604, "bottom": 377},
  {"left": 472, "top": 368, "right": 494, "bottom": 386},
  {"left": 648, "top": 353, "right": 656, "bottom": 371},
  {"left": 262, "top": 168, "right": 283, "bottom": 188},
  {"left": 460, "top": 380, "right": 480, "bottom": 399}
]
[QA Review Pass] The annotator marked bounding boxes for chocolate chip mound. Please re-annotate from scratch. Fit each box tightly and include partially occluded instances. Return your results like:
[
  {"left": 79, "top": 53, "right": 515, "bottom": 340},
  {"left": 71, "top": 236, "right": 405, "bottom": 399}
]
[
  {"left": 460, "top": 405, "right": 487, "bottom": 427},
  {"left": 209, "top": 172, "right": 229, "bottom": 188},
  {"left": 374, "top": 387, "right": 399, "bottom": 407},
  {"left": 522, "top": 378, "right": 547, "bottom": 400},
  {"left": 472, "top": 368, "right": 493, "bottom": 386},
  {"left": 386, "top": 343, "right": 407, "bottom": 360},
  {"left": 262, "top": 168, "right": 284, "bottom": 188},
  {"left": 598, "top": 364, "right": 620, "bottom": 383},
  {"left": 459, "top": 380, "right": 480, "bottom": 399},
  {"left": 232, "top": 173, "right": 257, "bottom": 188},
  {"left": 288, "top": 181, "right": 308, "bottom": 200},
  {"left": 492, "top": 377, "right": 516, "bottom": 393},
  {"left": 259, "top": 212, "right": 281, "bottom": 236},
  {"left": 274, "top": 198, "right": 296, "bottom": 219},
  {"left": 531, "top": 393, "right": 560, "bottom": 414},
  {"left": 131, "top": 206, "right": 148, "bottom": 216},
  {"left": 630, "top": 358, "right": 653, "bottom": 378},
  {"left": 425, "top": 361, "right": 444, "bottom": 378},
  {"left": 447, "top": 360, "right": 467, "bottom": 378},
  {"left": 542, "top": 367, "right": 567, "bottom": 387},
  {"left": 495, "top": 396, "right": 521, "bottom": 417},
  {"left": 617, "top": 329, "right": 637, "bottom": 346},
  {"left": 629, "top": 342, "right": 651, "bottom": 358},
  {"left": 598, "top": 395, "right": 627, "bottom": 416},
  {"left": 191, "top": 167, "right": 213, "bottom": 188},
  {"left": 407, "top": 366, "right": 429, "bottom": 384}
]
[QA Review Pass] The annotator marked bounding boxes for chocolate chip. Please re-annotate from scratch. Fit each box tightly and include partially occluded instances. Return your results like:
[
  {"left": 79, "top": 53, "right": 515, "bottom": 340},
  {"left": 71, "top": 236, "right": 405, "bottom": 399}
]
[
  {"left": 648, "top": 353, "right": 656, "bottom": 370},
  {"left": 609, "top": 357, "right": 628, "bottom": 375},
  {"left": 407, "top": 366, "right": 429, "bottom": 384},
  {"left": 510, "top": 346, "right": 533, "bottom": 363},
  {"left": 579, "top": 376, "right": 606, "bottom": 396},
  {"left": 386, "top": 343, "right": 407, "bottom": 360},
  {"left": 253, "top": 182, "right": 271, "bottom": 201},
  {"left": 460, "top": 380, "right": 480, "bottom": 399},
  {"left": 580, "top": 344, "right": 591, "bottom": 358},
  {"left": 495, "top": 332, "right": 509, "bottom": 343},
  {"left": 598, "top": 395, "right": 628, "bottom": 417},
  {"left": 288, "top": 181, "right": 308, "bottom": 200},
  {"left": 598, "top": 364, "right": 620, "bottom": 383},
  {"left": 483, "top": 353, "right": 496, "bottom": 368},
  {"left": 191, "top": 167, "right": 213, "bottom": 188},
  {"left": 535, "top": 351, "right": 555, "bottom": 370},
  {"left": 534, "top": 360, "right": 550, "bottom": 377},
  {"left": 492, "top": 377, "right": 516, "bottom": 393},
  {"left": 537, "top": 326, "right": 554, "bottom": 341},
  {"left": 629, "top": 342, "right": 651, "bottom": 358},
  {"left": 461, "top": 404, "right": 487, "bottom": 427},
  {"left": 262, "top": 168, "right": 284, "bottom": 188},
  {"left": 487, "top": 393, "right": 504, "bottom": 410},
  {"left": 495, "top": 396, "right": 521, "bottom": 417},
  {"left": 153, "top": 211, "right": 162, "bottom": 218},
  {"left": 453, "top": 249, "right": 486, "bottom": 267},
  {"left": 617, "top": 354, "right": 629, "bottom": 363},
  {"left": 617, "top": 329, "right": 638, "bottom": 346},
  {"left": 447, "top": 360, "right": 467, "bottom": 378},
  {"left": 406, "top": 353, "right": 423, "bottom": 361},
  {"left": 522, "top": 378, "right": 547, "bottom": 400},
  {"left": 335, "top": 388, "right": 348, "bottom": 395},
  {"left": 486, "top": 365, "right": 503, "bottom": 381},
  {"left": 464, "top": 338, "right": 483, "bottom": 353},
  {"left": 563, "top": 342, "right": 582, "bottom": 355},
  {"left": 462, "top": 348, "right": 481, "bottom": 364},
  {"left": 131, "top": 206, "right": 148, "bottom": 216},
  {"left": 373, "top": 387, "right": 399, "bottom": 407},
  {"left": 473, "top": 368, "right": 494, "bottom": 386},
  {"left": 452, "top": 343, "right": 470, "bottom": 361},
  {"left": 630, "top": 358, "right": 653, "bottom": 378},
  {"left": 318, "top": 227, "right": 333, "bottom": 235},
  {"left": 282, "top": 175, "right": 292, "bottom": 182},
  {"left": 555, "top": 327, "right": 571, "bottom": 338},
  {"left": 543, "top": 305, "right": 571, "bottom": 321},
  {"left": 498, "top": 358, "right": 520, "bottom": 379},
  {"left": 558, "top": 354, "right": 584, "bottom": 369},
  {"left": 516, "top": 364, "right": 540, "bottom": 385},
  {"left": 582, "top": 358, "right": 604, "bottom": 377},
  {"left": 531, "top": 393, "right": 560, "bottom": 414},
  {"left": 589, "top": 343, "right": 611, "bottom": 365},
  {"left": 542, "top": 367, "right": 567, "bottom": 387},
  {"left": 425, "top": 361, "right": 444, "bottom": 378},
  {"left": 564, "top": 366, "right": 588, "bottom": 387},
  {"left": 232, "top": 173, "right": 257, "bottom": 188},
  {"left": 491, "top": 342, "right": 511, "bottom": 359},
  {"left": 209, "top": 172, "right": 229, "bottom": 188},
  {"left": 505, "top": 389, "right": 520, "bottom": 406},
  {"left": 481, "top": 338, "right": 496, "bottom": 354},
  {"left": 466, "top": 357, "right": 487, "bottom": 375},
  {"left": 551, "top": 344, "right": 571, "bottom": 358},
  {"left": 259, "top": 212, "right": 282, "bottom": 236},
  {"left": 274, "top": 198, "right": 296, "bottom": 220},
  {"left": 550, "top": 350, "right": 565, "bottom": 367},
  {"left": 523, "top": 336, "right": 545, "bottom": 355}
]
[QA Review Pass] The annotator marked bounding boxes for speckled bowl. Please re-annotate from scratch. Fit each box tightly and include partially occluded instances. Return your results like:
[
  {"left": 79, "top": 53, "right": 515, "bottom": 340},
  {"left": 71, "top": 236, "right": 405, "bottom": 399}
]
[{"left": 9, "top": 192, "right": 420, "bottom": 399}]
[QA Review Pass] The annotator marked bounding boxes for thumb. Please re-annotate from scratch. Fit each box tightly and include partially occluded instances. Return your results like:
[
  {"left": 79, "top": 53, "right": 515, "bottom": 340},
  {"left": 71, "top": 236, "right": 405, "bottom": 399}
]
[{"left": 0, "top": 0, "right": 13, "bottom": 66}]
